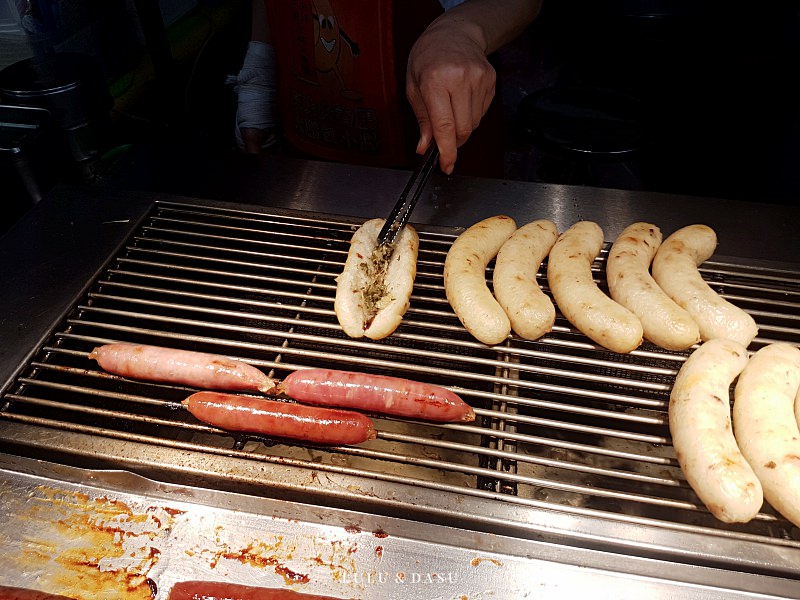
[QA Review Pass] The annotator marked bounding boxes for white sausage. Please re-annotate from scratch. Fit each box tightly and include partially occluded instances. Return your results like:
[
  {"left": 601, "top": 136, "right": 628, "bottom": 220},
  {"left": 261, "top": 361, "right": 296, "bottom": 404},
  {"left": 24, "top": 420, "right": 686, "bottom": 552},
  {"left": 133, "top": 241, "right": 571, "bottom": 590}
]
[
  {"left": 444, "top": 215, "right": 517, "bottom": 345},
  {"left": 796, "top": 384, "right": 800, "bottom": 430},
  {"left": 651, "top": 224, "right": 758, "bottom": 347},
  {"left": 547, "top": 221, "right": 643, "bottom": 353},
  {"left": 334, "top": 219, "right": 418, "bottom": 340},
  {"left": 670, "top": 338, "right": 762, "bottom": 523},
  {"left": 733, "top": 342, "right": 800, "bottom": 528},
  {"left": 493, "top": 219, "right": 559, "bottom": 340},
  {"left": 607, "top": 222, "right": 700, "bottom": 351}
]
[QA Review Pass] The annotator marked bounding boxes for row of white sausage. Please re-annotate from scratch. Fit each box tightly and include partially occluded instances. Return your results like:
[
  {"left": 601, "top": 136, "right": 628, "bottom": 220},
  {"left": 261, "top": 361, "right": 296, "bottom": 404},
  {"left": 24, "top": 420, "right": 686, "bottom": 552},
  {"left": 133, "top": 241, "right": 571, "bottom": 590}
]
[
  {"left": 671, "top": 340, "right": 800, "bottom": 527},
  {"left": 445, "top": 217, "right": 759, "bottom": 351},
  {"left": 332, "top": 217, "right": 757, "bottom": 351}
]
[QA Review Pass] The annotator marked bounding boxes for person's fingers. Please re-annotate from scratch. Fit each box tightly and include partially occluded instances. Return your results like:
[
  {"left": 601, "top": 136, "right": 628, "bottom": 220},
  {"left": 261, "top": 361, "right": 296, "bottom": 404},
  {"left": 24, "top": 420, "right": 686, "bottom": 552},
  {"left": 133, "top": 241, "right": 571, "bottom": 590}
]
[
  {"left": 450, "top": 83, "right": 476, "bottom": 149},
  {"left": 466, "top": 64, "right": 495, "bottom": 142},
  {"left": 241, "top": 128, "right": 266, "bottom": 154},
  {"left": 477, "top": 70, "right": 496, "bottom": 128},
  {"left": 424, "top": 94, "right": 457, "bottom": 175},
  {"left": 406, "top": 43, "right": 497, "bottom": 174},
  {"left": 406, "top": 82, "right": 434, "bottom": 155},
  {"left": 409, "top": 79, "right": 456, "bottom": 173}
]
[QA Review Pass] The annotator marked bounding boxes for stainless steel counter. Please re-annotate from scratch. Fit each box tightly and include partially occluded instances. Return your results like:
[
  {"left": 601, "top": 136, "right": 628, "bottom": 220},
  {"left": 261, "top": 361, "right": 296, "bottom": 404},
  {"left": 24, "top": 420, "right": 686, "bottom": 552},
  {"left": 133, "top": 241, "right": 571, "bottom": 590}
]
[
  {"left": 4, "top": 453, "right": 799, "bottom": 600},
  {"left": 186, "top": 155, "right": 799, "bottom": 264}
]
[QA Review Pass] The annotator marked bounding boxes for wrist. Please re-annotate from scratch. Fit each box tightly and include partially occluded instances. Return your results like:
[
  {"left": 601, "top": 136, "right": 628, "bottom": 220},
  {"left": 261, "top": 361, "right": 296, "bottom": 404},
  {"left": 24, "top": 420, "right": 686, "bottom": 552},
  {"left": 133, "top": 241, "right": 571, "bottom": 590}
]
[{"left": 427, "top": 15, "right": 489, "bottom": 54}]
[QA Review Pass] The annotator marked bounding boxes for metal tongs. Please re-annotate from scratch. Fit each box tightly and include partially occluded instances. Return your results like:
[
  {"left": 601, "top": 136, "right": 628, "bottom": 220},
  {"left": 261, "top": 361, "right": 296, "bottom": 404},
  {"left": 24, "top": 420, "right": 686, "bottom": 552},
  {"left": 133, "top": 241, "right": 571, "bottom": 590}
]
[{"left": 377, "top": 144, "right": 440, "bottom": 247}]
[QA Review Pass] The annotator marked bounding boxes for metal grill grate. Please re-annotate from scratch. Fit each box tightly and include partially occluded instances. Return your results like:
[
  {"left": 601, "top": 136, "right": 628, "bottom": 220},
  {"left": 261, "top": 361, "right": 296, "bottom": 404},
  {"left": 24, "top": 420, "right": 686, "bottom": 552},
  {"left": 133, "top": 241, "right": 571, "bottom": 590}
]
[{"left": 3, "top": 201, "right": 800, "bottom": 552}]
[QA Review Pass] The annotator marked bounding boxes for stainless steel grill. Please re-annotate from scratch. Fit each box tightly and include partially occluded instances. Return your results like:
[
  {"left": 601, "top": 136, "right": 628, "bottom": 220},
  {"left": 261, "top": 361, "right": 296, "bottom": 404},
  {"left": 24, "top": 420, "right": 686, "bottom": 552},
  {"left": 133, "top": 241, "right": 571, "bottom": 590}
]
[{"left": 3, "top": 200, "right": 800, "bottom": 578}]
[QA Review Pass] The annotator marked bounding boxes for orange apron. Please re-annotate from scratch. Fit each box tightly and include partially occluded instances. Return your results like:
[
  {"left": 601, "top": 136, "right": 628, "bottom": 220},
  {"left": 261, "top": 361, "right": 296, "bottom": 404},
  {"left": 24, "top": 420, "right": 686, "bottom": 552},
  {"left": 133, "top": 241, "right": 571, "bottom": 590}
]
[{"left": 265, "top": 0, "right": 505, "bottom": 177}]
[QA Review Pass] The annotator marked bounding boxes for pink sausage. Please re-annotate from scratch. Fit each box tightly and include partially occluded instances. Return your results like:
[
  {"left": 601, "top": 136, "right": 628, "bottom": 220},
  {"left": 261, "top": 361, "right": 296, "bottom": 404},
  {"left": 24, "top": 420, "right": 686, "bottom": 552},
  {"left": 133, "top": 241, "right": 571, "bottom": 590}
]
[
  {"left": 168, "top": 582, "right": 344, "bottom": 600},
  {"left": 279, "top": 369, "right": 475, "bottom": 422},
  {"left": 183, "top": 392, "right": 377, "bottom": 445},
  {"left": 90, "top": 343, "right": 274, "bottom": 393},
  {"left": 0, "top": 587, "right": 74, "bottom": 600}
]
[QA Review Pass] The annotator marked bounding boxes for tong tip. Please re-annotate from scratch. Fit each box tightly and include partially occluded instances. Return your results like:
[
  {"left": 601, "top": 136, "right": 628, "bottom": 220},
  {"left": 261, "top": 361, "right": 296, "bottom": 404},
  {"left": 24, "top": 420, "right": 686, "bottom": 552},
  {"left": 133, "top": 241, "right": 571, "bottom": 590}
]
[{"left": 377, "top": 144, "right": 440, "bottom": 246}]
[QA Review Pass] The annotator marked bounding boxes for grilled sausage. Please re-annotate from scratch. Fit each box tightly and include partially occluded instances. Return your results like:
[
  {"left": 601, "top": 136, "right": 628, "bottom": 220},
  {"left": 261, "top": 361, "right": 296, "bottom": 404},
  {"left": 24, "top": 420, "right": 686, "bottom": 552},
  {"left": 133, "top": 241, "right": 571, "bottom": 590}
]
[
  {"left": 183, "top": 392, "right": 377, "bottom": 445},
  {"left": 280, "top": 368, "right": 475, "bottom": 422},
  {"left": 796, "top": 384, "right": 800, "bottom": 430},
  {"left": 733, "top": 342, "right": 800, "bottom": 528},
  {"left": 168, "top": 582, "right": 342, "bottom": 600},
  {"left": 669, "top": 338, "right": 762, "bottom": 523},
  {"left": 493, "top": 219, "right": 559, "bottom": 340},
  {"left": 651, "top": 224, "right": 758, "bottom": 347},
  {"left": 0, "top": 587, "right": 74, "bottom": 600},
  {"left": 606, "top": 222, "right": 700, "bottom": 351},
  {"left": 334, "top": 218, "right": 418, "bottom": 340},
  {"left": 90, "top": 343, "right": 275, "bottom": 393},
  {"left": 547, "top": 221, "right": 643, "bottom": 353},
  {"left": 444, "top": 215, "right": 517, "bottom": 345}
]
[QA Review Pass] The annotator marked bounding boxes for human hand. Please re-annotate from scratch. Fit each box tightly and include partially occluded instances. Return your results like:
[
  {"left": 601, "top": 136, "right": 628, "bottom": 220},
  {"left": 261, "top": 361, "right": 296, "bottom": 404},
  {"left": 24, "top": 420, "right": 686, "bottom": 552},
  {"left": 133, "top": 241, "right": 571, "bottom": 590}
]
[
  {"left": 240, "top": 127, "right": 276, "bottom": 154},
  {"left": 406, "top": 20, "right": 496, "bottom": 175}
]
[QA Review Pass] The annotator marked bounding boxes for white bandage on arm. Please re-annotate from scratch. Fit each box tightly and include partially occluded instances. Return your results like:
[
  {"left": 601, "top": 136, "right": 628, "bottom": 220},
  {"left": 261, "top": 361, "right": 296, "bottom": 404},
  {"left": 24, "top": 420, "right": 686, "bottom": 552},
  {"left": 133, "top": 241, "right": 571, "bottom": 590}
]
[{"left": 228, "top": 41, "right": 277, "bottom": 145}]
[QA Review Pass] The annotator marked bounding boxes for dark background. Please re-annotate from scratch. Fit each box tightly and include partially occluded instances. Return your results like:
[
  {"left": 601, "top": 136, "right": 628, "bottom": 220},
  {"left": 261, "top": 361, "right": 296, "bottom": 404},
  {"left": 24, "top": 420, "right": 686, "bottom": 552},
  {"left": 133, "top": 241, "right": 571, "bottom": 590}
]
[
  {"left": 500, "top": 0, "right": 800, "bottom": 205},
  {"left": 2, "top": 0, "right": 799, "bottom": 237}
]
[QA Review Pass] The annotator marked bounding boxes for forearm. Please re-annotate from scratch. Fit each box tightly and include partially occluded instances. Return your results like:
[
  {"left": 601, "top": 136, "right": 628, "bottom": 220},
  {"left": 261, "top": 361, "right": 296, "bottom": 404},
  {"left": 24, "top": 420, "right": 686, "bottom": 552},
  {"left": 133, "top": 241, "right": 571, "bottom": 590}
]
[{"left": 431, "top": 0, "right": 541, "bottom": 55}]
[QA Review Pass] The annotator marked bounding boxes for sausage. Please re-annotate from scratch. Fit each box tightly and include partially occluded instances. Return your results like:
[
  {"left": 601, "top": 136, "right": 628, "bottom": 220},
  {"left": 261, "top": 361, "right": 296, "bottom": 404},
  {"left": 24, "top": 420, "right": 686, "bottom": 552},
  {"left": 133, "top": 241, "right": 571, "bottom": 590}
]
[
  {"left": 0, "top": 587, "right": 74, "bottom": 600},
  {"left": 796, "top": 383, "right": 800, "bottom": 430},
  {"left": 168, "top": 582, "right": 343, "bottom": 600},
  {"left": 90, "top": 343, "right": 274, "bottom": 393},
  {"left": 651, "top": 224, "right": 758, "bottom": 347},
  {"left": 733, "top": 342, "right": 800, "bottom": 528},
  {"left": 546, "top": 221, "right": 643, "bottom": 353},
  {"left": 334, "top": 218, "right": 418, "bottom": 340},
  {"left": 183, "top": 392, "right": 377, "bottom": 445},
  {"left": 279, "top": 368, "right": 475, "bottom": 422},
  {"left": 669, "top": 338, "right": 762, "bottom": 523},
  {"left": 493, "top": 219, "right": 559, "bottom": 340},
  {"left": 606, "top": 222, "right": 700, "bottom": 351},
  {"left": 444, "top": 215, "right": 517, "bottom": 345}
]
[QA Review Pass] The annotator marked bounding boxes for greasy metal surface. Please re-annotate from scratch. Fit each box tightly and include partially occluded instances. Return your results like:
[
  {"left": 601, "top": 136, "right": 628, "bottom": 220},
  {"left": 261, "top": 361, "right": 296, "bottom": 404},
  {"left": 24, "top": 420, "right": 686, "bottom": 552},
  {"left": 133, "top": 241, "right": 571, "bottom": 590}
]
[
  {"left": 149, "top": 154, "right": 800, "bottom": 264},
  {"left": 1, "top": 199, "right": 800, "bottom": 590},
  {"left": 4, "top": 454, "right": 799, "bottom": 600}
]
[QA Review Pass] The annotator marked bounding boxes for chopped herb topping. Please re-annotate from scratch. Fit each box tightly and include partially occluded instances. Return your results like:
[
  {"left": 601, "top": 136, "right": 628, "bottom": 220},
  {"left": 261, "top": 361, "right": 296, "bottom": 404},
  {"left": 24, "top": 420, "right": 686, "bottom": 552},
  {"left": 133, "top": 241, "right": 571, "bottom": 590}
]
[{"left": 359, "top": 243, "right": 395, "bottom": 327}]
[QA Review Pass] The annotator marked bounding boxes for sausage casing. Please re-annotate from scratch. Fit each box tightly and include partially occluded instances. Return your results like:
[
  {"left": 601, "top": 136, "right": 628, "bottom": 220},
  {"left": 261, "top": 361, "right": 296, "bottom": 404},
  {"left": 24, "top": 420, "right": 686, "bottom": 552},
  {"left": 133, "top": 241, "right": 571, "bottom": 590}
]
[
  {"left": 651, "top": 224, "right": 758, "bottom": 347},
  {"left": 168, "top": 582, "right": 342, "bottom": 600},
  {"left": 606, "top": 222, "right": 700, "bottom": 351},
  {"left": 547, "top": 221, "right": 643, "bottom": 353},
  {"left": 493, "top": 219, "right": 559, "bottom": 340},
  {"left": 0, "top": 587, "right": 74, "bottom": 600},
  {"left": 444, "top": 215, "right": 517, "bottom": 345},
  {"left": 669, "top": 338, "right": 762, "bottom": 523},
  {"left": 280, "top": 368, "right": 475, "bottom": 422},
  {"left": 184, "top": 391, "right": 377, "bottom": 445},
  {"left": 334, "top": 218, "right": 418, "bottom": 340},
  {"left": 733, "top": 342, "right": 800, "bottom": 528},
  {"left": 90, "top": 343, "right": 274, "bottom": 393}
]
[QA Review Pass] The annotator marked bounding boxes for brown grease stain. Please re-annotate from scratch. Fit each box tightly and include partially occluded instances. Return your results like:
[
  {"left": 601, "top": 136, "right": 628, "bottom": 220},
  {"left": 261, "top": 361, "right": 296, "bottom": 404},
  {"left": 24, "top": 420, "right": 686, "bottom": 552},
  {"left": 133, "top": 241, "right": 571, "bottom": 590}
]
[
  {"left": 20, "top": 486, "right": 177, "bottom": 600},
  {"left": 198, "top": 537, "right": 312, "bottom": 586},
  {"left": 470, "top": 557, "right": 503, "bottom": 567}
]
